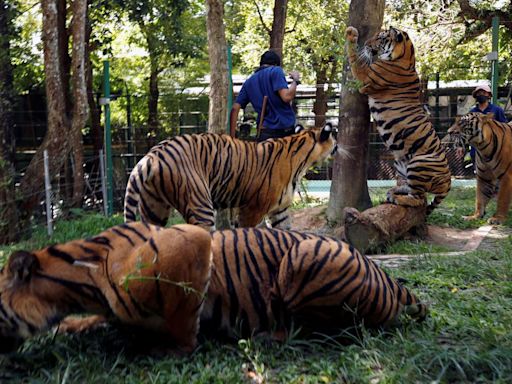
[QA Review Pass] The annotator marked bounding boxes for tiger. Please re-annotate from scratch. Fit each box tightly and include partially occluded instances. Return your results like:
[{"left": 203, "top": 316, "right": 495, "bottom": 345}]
[
  {"left": 0, "top": 222, "right": 213, "bottom": 354},
  {"left": 448, "top": 112, "right": 512, "bottom": 224},
  {"left": 204, "top": 228, "right": 427, "bottom": 338},
  {"left": 0, "top": 224, "right": 427, "bottom": 354},
  {"left": 345, "top": 26, "right": 451, "bottom": 213},
  {"left": 123, "top": 124, "right": 336, "bottom": 231}
]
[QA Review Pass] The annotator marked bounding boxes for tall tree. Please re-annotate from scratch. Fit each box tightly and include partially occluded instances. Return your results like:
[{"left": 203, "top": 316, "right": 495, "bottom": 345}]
[
  {"left": 70, "top": 0, "right": 89, "bottom": 207},
  {"left": 0, "top": 0, "right": 19, "bottom": 243},
  {"left": 206, "top": 0, "right": 231, "bottom": 229},
  {"left": 269, "top": 0, "right": 288, "bottom": 57},
  {"left": 19, "top": 0, "right": 71, "bottom": 218},
  {"left": 327, "top": 0, "right": 385, "bottom": 226},
  {"left": 206, "top": 0, "right": 229, "bottom": 133},
  {"left": 19, "top": 0, "right": 90, "bottom": 220},
  {"left": 118, "top": 0, "right": 189, "bottom": 132}
]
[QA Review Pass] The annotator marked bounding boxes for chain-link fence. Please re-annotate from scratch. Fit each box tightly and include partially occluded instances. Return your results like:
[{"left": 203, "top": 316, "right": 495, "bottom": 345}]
[{"left": 9, "top": 76, "right": 511, "bottom": 234}]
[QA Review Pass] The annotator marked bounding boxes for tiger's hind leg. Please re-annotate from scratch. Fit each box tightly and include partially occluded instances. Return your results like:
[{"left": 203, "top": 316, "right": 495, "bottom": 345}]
[
  {"left": 464, "top": 175, "right": 496, "bottom": 221},
  {"left": 489, "top": 172, "right": 512, "bottom": 225},
  {"left": 386, "top": 184, "right": 427, "bottom": 208}
]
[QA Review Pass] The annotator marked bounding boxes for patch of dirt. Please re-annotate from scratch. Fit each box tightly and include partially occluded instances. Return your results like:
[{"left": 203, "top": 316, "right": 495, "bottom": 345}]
[{"left": 290, "top": 205, "right": 511, "bottom": 253}]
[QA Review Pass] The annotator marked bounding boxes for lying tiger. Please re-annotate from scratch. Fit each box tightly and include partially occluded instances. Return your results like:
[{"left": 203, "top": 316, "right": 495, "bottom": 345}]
[
  {"left": 0, "top": 223, "right": 427, "bottom": 354},
  {"left": 448, "top": 112, "right": 512, "bottom": 224},
  {"left": 345, "top": 26, "right": 451, "bottom": 213},
  {"left": 124, "top": 124, "right": 336, "bottom": 230}
]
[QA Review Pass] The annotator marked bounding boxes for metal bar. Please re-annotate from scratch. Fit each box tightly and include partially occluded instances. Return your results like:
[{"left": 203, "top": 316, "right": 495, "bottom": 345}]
[
  {"left": 491, "top": 16, "right": 499, "bottom": 104},
  {"left": 103, "top": 60, "right": 114, "bottom": 216},
  {"left": 99, "top": 149, "right": 108, "bottom": 216},
  {"left": 43, "top": 150, "right": 53, "bottom": 236}
]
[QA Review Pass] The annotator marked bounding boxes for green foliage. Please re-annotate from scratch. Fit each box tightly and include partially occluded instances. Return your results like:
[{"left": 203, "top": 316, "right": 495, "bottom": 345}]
[{"left": 386, "top": 0, "right": 511, "bottom": 83}]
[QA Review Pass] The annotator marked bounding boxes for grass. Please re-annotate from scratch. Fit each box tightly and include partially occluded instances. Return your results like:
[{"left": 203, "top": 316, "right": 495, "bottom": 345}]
[{"left": 1, "top": 187, "right": 512, "bottom": 382}]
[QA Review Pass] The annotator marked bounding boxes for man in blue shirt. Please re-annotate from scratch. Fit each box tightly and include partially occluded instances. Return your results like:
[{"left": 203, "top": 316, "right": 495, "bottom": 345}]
[
  {"left": 460, "top": 84, "right": 509, "bottom": 162},
  {"left": 229, "top": 50, "right": 301, "bottom": 141}
]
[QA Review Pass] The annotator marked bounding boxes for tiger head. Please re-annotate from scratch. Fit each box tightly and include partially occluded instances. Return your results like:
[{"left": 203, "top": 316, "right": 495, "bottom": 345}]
[
  {"left": 448, "top": 112, "right": 493, "bottom": 150},
  {"left": 0, "top": 251, "right": 45, "bottom": 353},
  {"left": 362, "top": 26, "right": 415, "bottom": 64},
  {"left": 0, "top": 249, "right": 96, "bottom": 353},
  {"left": 292, "top": 123, "right": 338, "bottom": 160}
]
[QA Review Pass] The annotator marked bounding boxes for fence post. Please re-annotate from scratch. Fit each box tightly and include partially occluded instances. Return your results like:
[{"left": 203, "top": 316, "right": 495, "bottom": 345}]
[
  {"left": 99, "top": 150, "right": 108, "bottom": 216},
  {"left": 491, "top": 16, "right": 499, "bottom": 104},
  {"left": 102, "top": 60, "right": 114, "bottom": 216},
  {"left": 43, "top": 150, "right": 53, "bottom": 236}
]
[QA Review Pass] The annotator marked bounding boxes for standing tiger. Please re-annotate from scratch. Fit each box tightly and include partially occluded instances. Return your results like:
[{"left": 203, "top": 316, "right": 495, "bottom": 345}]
[
  {"left": 448, "top": 112, "right": 512, "bottom": 224},
  {"left": 345, "top": 26, "right": 451, "bottom": 213},
  {"left": 0, "top": 224, "right": 427, "bottom": 354},
  {"left": 124, "top": 125, "right": 336, "bottom": 231}
]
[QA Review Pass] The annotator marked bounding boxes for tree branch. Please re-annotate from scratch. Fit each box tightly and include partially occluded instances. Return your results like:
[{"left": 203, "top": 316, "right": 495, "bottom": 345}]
[
  {"left": 253, "top": 0, "right": 271, "bottom": 34},
  {"left": 456, "top": 0, "right": 512, "bottom": 43}
]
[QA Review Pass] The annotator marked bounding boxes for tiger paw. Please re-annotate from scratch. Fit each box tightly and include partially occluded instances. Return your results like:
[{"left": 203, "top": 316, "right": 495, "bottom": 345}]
[
  {"left": 487, "top": 216, "right": 505, "bottom": 225},
  {"left": 345, "top": 26, "right": 359, "bottom": 43},
  {"left": 462, "top": 214, "right": 481, "bottom": 221}
]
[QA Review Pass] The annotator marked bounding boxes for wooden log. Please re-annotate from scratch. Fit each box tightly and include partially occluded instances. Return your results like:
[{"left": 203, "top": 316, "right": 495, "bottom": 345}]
[{"left": 343, "top": 203, "right": 427, "bottom": 253}]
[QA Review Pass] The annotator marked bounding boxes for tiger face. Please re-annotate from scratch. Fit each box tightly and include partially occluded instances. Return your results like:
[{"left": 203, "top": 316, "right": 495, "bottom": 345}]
[
  {"left": 0, "top": 251, "right": 48, "bottom": 353},
  {"left": 363, "top": 27, "right": 413, "bottom": 62},
  {"left": 448, "top": 112, "right": 491, "bottom": 150}
]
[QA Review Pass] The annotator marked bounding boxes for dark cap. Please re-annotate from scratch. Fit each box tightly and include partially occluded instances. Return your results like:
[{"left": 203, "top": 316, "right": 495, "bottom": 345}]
[{"left": 260, "top": 50, "right": 281, "bottom": 67}]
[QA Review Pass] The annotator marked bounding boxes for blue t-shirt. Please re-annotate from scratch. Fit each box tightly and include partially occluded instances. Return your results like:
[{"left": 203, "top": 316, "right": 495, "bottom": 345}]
[
  {"left": 236, "top": 66, "right": 295, "bottom": 130},
  {"left": 469, "top": 103, "right": 508, "bottom": 123}
]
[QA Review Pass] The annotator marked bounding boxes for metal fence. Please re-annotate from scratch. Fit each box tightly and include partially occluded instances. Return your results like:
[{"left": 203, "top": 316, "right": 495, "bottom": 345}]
[{"left": 10, "top": 77, "right": 511, "bottom": 233}]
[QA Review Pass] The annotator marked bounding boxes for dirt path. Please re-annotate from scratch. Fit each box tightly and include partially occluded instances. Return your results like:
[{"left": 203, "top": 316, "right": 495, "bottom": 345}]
[{"left": 290, "top": 206, "right": 512, "bottom": 268}]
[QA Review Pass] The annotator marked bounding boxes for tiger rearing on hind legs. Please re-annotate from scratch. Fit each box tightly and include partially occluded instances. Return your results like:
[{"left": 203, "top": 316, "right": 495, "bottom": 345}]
[{"left": 345, "top": 26, "right": 451, "bottom": 214}]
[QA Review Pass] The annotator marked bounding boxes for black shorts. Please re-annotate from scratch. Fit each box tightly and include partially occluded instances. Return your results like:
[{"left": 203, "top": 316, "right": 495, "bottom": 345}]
[{"left": 258, "top": 127, "right": 295, "bottom": 142}]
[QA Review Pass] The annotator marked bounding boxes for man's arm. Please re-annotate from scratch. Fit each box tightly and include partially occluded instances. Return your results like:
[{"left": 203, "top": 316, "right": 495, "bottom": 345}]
[
  {"left": 277, "top": 70, "right": 300, "bottom": 103},
  {"left": 230, "top": 103, "right": 242, "bottom": 137},
  {"left": 496, "top": 107, "right": 508, "bottom": 123}
]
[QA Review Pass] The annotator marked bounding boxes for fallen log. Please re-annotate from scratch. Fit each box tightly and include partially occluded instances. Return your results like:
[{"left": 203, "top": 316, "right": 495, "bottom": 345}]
[{"left": 343, "top": 203, "right": 427, "bottom": 253}]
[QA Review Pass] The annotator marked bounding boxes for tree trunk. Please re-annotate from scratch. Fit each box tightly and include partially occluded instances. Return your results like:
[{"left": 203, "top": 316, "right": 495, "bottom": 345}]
[
  {"left": 206, "top": 0, "right": 229, "bottom": 133},
  {"left": 343, "top": 204, "right": 427, "bottom": 254},
  {"left": 326, "top": 0, "right": 385, "bottom": 226},
  {"left": 147, "top": 53, "right": 160, "bottom": 132},
  {"left": 312, "top": 63, "right": 328, "bottom": 127},
  {"left": 19, "top": 0, "right": 71, "bottom": 218},
  {"left": 269, "top": 0, "right": 288, "bottom": 58},
  {"left": 70, "top": 0, "right": 88, "bottom": 207},
  {"left": 58, "top": 0, "right": 71, "bottom": 116},
  {"left": 0, "top": 0, "right": 19, "bottom": 243},
  {"left": 206, "top": 0, "right": 230, "bottom": 229},
  {"left": 85, "top": 11, "right": 102, "bottom": 155}
]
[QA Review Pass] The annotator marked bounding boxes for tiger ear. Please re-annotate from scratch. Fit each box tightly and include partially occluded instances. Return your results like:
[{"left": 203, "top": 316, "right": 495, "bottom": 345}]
[
  {"left": 294, "top": 124, "right": 304, "bottom": 134},
  {"left": 390, "top": 26, "right": 403, "bottom": 43},
  {"left": 8, "top": 251, "right": 39, "bottom": 283},
  {"left": 320, "top": 123, "right": 333, "bottom": 142}
]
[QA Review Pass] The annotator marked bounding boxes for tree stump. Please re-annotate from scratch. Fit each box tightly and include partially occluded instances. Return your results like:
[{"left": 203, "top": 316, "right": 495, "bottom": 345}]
[{"left": 343, "top": 203, "right": 427, "bottom": 253}]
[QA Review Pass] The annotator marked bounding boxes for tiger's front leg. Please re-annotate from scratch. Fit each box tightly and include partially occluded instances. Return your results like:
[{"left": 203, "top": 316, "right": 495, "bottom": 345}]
[
  {"left": 268, "top": 206, "right": 291, "bottom": 229},
  {"left": 345, "top": 26, "right": 371, "bottom": 85},
  {"left": 464, "top": 176, "right": 495, "bottom": 222}
]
